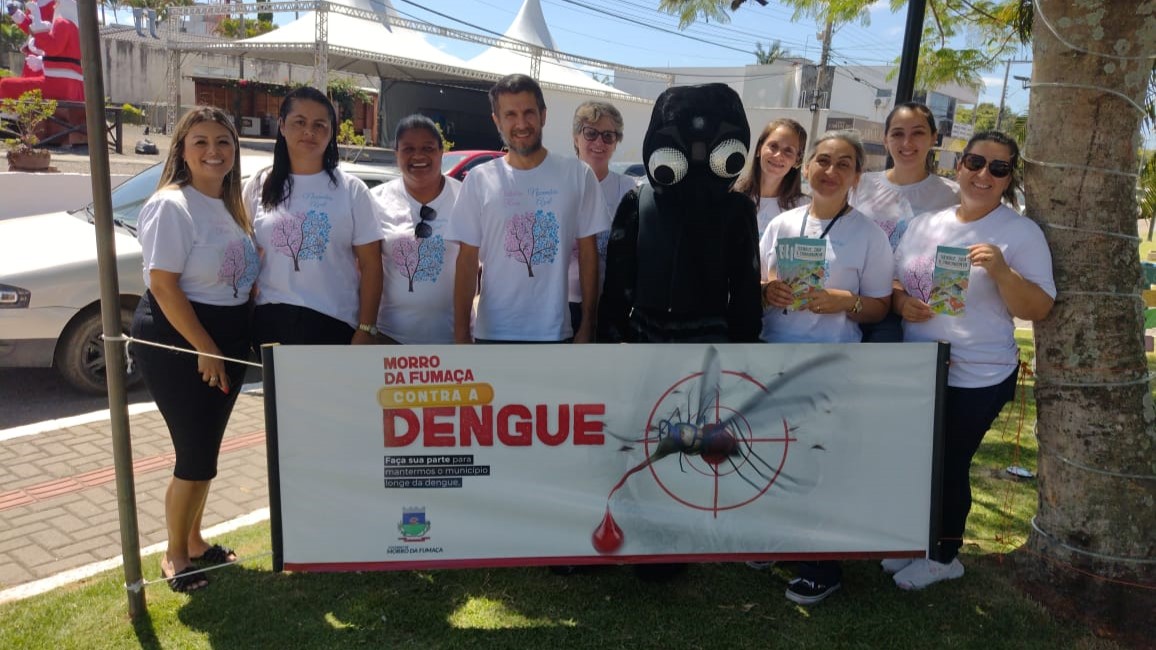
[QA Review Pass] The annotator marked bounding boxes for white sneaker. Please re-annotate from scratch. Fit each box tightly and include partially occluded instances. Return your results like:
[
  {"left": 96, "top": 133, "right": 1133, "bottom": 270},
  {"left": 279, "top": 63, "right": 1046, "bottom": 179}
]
[
  {"left": 893, "top": 557, "right": 965, "bottom": 590},
  {"left": 880, "top": 558, "right": 914, "bottom": 575}
]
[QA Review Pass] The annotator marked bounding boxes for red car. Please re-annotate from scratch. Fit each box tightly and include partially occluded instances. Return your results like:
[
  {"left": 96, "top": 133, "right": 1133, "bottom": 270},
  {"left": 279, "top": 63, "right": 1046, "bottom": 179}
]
[{"left": 441, "top": 150, "right": 505, "bottom": 181}]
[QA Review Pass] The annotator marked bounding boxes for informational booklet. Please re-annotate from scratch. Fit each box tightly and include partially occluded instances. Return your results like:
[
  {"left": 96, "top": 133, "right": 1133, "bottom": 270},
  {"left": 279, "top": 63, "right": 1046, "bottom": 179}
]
[
  {"left": 928, "top": 245, "right": 971, "bottom": 316},
  {"left": 775, "top": 237, "right": 828, "bottom": 311}
]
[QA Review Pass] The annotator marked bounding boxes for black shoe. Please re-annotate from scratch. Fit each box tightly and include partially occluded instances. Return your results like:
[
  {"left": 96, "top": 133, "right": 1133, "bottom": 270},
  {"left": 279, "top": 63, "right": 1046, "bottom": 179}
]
[{"left": 785, "top": 577, "right": 840, "bottom": 605}]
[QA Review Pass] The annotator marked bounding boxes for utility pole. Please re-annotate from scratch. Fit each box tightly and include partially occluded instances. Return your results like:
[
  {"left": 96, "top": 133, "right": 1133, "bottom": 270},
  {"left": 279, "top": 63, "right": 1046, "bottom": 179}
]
[
  {"left": 806, "top": 18, "right": 834, "bottom": 160},
  {"left": 894, "top": 0, "right": 927, "bottom": 104},
  {"left": 995, "top": 59, "right": 1031, "bottom": 132}
]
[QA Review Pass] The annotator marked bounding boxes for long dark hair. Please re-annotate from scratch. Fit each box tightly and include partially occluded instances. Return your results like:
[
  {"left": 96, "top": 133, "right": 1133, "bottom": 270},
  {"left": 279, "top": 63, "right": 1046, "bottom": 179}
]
[
  {"left": 261, "top": 86, "right": 340, "bottom": 209},
  {"left": 962, "top": 131, "right": 1021, "bottom": 207},
  {"left": 732, "top": 118, "right": 807, "bottom": 212},
  {"left": 884, "top": 102, "right": 938, "bottom": 174}
]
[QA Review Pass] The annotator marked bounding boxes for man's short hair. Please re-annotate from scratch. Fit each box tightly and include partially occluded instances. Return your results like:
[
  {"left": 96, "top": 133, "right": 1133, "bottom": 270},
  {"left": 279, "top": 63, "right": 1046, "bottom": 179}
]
[{"left": 489, "top": 74, "right": 546, "bottom": 114}]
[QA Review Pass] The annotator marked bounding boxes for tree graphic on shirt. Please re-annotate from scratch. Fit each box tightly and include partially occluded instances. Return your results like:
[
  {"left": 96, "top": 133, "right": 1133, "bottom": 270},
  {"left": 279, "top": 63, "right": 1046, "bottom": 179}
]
[
  {"left": 270, "top": 209, "right": 331, "bottom": 271},
  {"left": 218, "top": 237, "right": 260, "bottom": 298},
  {"left": 393, "top": 235, "right": 445, "bottom": 292},
  {"left": 504, "top": 210, "right": 559, "bottom": 278},
  {"left": 902, "top": 255, "right": 935, "bottom": 302}
]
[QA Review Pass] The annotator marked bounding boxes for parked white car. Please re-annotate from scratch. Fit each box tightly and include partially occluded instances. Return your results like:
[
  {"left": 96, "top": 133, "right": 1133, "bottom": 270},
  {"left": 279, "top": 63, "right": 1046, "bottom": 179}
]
[{"left": 0, "top": 155, "right": 398, "bottom": 393}]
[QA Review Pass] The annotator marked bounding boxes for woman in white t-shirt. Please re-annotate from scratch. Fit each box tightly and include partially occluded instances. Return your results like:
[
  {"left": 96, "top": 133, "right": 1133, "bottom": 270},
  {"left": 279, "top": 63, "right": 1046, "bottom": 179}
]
[
  {"left": 371, "top": 115, "right": 461, "bottom": 344},
  {"left": 854, "top": 102, "right": 960, "bottom": 342},
  {"left": 758, "top": 130, "right": 893, "bottom": 606},
  {"left": 245, "top": 86, "right": 384, "bottom": 346},
  {"left": 891, "top": 131, "right": 1054, "bottom": 590},
  {"left": 733, "top": 118, "right": 810, "bottom": 238},
  {"left": 568, "top": 100, "right": 639, "bottom": 333},
  {"left": 130, "top": 107, "right": 257, "bottom": 593}
]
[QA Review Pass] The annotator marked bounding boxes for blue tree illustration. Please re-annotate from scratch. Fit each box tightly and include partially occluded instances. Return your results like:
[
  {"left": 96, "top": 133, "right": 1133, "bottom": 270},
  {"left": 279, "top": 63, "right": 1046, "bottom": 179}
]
[
  {"left": 239, "top": 237, "right": 260, "bottom": 292},
  {"left": 412, "top": 235, "right": 445, "bottom": 289},
  {"left": 298, "top": 209, "right": 331, "bottom": 266}
]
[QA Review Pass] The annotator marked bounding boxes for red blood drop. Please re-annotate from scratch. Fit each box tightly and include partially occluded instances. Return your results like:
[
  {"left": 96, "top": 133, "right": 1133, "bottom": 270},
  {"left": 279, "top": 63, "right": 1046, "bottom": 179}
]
[{"left": 591, "top": 508, "right": 624, "bottom": 554}]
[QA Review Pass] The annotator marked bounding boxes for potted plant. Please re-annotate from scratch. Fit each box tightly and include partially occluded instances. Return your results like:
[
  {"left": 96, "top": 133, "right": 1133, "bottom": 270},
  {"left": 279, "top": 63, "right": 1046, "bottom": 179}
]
[{"left": 2, "top": 89, "right": 58, "bottom": 172}]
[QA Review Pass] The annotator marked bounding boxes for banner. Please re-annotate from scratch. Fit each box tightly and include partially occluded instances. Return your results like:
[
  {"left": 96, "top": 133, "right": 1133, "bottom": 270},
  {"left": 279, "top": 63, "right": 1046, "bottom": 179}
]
[{"left": 264, "top": 343, "right": 946, "bottom": 571}]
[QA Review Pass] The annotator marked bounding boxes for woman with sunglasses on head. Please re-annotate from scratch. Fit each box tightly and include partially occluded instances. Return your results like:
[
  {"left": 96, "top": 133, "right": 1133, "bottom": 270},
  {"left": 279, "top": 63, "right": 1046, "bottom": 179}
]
[
  {"left": 130, "top": 107, "right": 256, "bottom": 593},
  {"left": 733, "top": 118, "right": 809, "bottom": 238},
  {"left": 370, "top": 114, "right": 461, "bottom": 344},
  {"left": 244, "top": 86, "right": 384, "bottom": 346},
  {"left": 568, "top": 101, "right": 639, "bottom": 333},
  {"left": 854, "top": 102, "right": 959, "bottom": 342},
  {"left": 891, "top": 131, "right": 1054, "bottom": 590},
  {"left": 758, "top": 131, "right": 893, "bottom": 606}
]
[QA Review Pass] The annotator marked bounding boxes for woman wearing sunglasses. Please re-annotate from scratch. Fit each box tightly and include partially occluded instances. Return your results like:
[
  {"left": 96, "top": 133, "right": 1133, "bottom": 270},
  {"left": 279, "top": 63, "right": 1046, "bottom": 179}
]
[
  {"left": 244, "top": 86, "right": 384, "bottom": 346},
  {"left": 853, "top": 102, "right": 960, "bottom": 342},
  {"left": 371, "top": 114, "right": 462, "bottom": 343},
  {"left": 891, "top": 131, "right": 1055, "bottom": 590},
  {"left": 758, "top": 130, "right": 893, "bottom": 606},
  {"left": 567, "top": 101, "right": 639, "bottom": 333}
]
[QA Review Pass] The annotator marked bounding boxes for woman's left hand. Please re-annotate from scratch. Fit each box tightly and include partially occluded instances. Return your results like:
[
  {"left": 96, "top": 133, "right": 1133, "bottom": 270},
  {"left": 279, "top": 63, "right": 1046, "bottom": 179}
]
[
  {"left": 968, "top": 243, "right": 1010, "bottom": 278},
  {"left": 803, "top": 288, "right": 854, "bottom": 315}
]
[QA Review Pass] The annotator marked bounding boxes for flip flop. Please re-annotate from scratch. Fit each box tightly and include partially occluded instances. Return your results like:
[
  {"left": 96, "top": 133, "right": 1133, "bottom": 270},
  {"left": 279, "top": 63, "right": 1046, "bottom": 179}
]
[
  {"left": 165, "top": 566, "right": 209, "bottom": 593},
  {"left": 191, "top": 544, "right": 236, "bottom": 565}
]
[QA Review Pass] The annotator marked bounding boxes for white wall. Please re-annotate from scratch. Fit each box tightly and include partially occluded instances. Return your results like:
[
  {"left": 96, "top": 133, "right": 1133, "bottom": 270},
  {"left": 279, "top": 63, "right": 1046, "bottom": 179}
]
[
  {"left": 0, "top": 173, "right": 131, "bottom": 220},
  {"left": 540, "top": 89, "right": 653, "bottom": 163}
]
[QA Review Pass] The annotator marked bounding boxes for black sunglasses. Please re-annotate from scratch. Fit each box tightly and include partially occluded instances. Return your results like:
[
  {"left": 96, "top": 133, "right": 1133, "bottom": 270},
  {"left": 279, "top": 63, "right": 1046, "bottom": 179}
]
[
  {"left": 415, "top": 205, "right": 437, "bottom": 239},
  {"left": 580, "top": 126, "right": 621, "bottom": 145},
  {"left": 961, "top": 153, "right": 1013, "bottom": 179}
]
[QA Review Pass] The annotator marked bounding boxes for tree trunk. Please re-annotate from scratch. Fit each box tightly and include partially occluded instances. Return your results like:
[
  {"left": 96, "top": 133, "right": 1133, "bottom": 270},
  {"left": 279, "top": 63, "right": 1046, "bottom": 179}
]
[{"left": 1021, "top": 0, "right": 1156, "bottom": 641}]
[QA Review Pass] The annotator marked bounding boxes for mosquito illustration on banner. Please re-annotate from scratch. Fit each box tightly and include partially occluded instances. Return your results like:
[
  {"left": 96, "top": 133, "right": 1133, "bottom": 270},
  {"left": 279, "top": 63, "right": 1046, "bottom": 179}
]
[{"left": 592, "top": 345, "right": 845, "bottom": 554}]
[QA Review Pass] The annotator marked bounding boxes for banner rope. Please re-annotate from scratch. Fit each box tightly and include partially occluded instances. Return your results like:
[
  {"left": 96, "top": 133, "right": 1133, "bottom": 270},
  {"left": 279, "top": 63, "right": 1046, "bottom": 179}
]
[
  {"left": 103, "top": 333, "right": 263, "bottom": 368},
  {"left": 142, "top": 551, "right": 273, "bottom": 590},
  {"left": 1042, "top": 222, "right": 1142, "bottom": 242}
]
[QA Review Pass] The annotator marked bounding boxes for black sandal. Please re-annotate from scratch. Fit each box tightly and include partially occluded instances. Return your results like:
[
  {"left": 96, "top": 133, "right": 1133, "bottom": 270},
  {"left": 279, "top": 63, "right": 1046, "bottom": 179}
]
[
  {"left": 191, "top": 544, "right": 236, "bottom": 565},
  {"left": 166, "top": 566, "right": 209, "bottom": 593}
]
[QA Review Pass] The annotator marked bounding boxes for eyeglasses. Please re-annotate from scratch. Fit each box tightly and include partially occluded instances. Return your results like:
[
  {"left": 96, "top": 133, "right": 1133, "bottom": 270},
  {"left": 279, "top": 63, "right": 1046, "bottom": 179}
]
[
  {"left": 961, "top": 153, "right": 1013, "bottom": 178},
  {"left": 415, "top": 205, "right": 437, "bottom": 239},
  {"left": 580, "top": 126, "right": 621, "bottom": 145}
]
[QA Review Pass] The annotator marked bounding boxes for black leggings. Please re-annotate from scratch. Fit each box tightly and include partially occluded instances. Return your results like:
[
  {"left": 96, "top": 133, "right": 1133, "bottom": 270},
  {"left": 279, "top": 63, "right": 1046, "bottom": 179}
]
[
  {"left": 130, "top": 292, "right": 250, "bottom": 481},
  {"left": 252, "top": 303, "right": 355, "bottom": 347}
]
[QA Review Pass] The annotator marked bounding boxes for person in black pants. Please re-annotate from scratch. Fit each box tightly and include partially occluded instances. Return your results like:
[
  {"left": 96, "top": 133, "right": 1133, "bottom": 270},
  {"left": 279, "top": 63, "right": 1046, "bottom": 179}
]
[{"left": 131, "top": 107, "right": 259, "bottom": 592}]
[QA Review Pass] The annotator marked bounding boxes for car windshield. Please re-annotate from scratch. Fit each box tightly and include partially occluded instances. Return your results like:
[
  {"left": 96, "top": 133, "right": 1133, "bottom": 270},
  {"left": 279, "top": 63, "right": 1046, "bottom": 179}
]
[
  {"left": 441, "top": 153, "right": 469, "bottom": 174},
  {"left": 73, "top": 162, "right": 164, "bottom": 233}
]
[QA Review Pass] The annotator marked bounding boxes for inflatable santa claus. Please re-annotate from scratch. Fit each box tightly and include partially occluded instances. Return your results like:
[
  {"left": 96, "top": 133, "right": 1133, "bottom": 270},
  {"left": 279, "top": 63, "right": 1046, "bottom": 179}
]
[{"left": 1, "top": 0, "right": 83, "bottom": 102}]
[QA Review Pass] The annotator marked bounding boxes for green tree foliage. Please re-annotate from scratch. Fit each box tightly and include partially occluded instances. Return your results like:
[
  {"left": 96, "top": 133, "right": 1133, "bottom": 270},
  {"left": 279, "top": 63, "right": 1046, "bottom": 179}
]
[
  {"left": 216, "top": 16, "right": 277, "bottom": 39},
  {"left": 337, "top": 119, "right": 366, "bottom": 147},
  {"left": 754, "top": 39, "right": 790, "bottom": 65},
  {"left": 1, "top": 22, "right": 24, "bottom": 56}
]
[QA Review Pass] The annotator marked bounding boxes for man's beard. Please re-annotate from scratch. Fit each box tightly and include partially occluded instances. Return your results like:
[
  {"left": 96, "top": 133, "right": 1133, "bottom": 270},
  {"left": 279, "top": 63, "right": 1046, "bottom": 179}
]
[{"left": 503, "top": 130, "right": 543, "bottom": 157}]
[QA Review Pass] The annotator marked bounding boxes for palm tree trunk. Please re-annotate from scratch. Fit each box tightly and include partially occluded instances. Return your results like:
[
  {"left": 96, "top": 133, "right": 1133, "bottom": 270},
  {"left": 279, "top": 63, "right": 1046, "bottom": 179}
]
[{"left": 1021, "top": 0, "right": 1156, "bottom": 639}]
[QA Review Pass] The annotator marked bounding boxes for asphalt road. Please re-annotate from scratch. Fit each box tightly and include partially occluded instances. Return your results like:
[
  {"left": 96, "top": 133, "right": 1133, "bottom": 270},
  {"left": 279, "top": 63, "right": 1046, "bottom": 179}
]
[{"left": 0, "top": 367, "right": 152, "bottom": 431}]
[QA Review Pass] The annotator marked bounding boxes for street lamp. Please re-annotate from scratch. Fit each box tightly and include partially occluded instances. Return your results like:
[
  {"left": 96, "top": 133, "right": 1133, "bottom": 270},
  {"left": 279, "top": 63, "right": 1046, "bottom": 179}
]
[{"left": 1014, "top": 75, "right": 1031, "bottom": 90}]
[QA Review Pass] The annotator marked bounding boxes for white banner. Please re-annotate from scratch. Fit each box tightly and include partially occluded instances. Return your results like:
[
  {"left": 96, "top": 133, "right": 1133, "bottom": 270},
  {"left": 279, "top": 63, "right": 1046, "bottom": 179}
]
[{"left": 265, "top": 343, "right": 946, "bottom": 571}]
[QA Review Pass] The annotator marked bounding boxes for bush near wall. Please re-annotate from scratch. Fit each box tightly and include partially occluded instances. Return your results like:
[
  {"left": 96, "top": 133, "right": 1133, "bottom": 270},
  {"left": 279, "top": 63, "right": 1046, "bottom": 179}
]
[{"left": 121, "top": 103, "right": 145, "bottom": 125}]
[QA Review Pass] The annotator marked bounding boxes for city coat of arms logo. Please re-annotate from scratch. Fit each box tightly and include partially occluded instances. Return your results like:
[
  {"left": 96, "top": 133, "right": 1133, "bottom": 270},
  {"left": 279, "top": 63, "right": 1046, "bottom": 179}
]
[{"left": 398, "top": 506, "right": 431, "bottom": 542}]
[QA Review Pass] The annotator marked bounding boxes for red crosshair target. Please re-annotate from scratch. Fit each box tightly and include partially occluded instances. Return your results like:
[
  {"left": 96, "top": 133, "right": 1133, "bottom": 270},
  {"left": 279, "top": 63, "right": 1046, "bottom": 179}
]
[{"left": 643, "top": 370, "right": 796, "bottom": 516}]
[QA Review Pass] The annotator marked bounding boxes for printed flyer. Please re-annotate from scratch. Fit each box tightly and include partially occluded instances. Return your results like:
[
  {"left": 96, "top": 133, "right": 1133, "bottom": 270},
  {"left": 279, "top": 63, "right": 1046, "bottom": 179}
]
[
  {"left": 775, "top": 237, "right": 828, "bottom": 311},
  {"left": 265, "top": 343, "right": 945, "bottom": 571},
  {"left": 928, "top": 246, "right": 971, "bottom": 316}
]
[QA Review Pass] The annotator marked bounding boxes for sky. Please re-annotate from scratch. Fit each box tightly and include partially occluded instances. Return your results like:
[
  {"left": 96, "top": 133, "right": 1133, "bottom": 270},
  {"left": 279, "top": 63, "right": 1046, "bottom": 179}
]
[{"left": 375, "top": 0, "right": 1034, "bottom": 115}]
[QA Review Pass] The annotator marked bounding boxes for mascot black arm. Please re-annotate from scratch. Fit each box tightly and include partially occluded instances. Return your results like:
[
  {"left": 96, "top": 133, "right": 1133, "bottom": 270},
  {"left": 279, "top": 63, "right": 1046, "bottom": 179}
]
[
  {"left": 726, "top": 193, "right": 763, "bottom": 343},
  {"left": 597, "top": 187, "right": 641, "bottom": 343}
]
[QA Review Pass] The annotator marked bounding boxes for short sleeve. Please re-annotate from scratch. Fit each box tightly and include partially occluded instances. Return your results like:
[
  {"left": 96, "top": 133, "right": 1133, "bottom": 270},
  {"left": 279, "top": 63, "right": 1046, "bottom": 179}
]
[
  {"left": 1008, "top": 221, "right": 1057, "bottom": 299},
  {"left": 137, "top": 192, "right": 195, "bottom": 275},
  {"left": 348, "top": 173, "right": 385, "bottom": 246},
  {"left": 759, "top": 218, "right": 779, "bottom": 279},
  {"left": 860, "top": 220, "right": 895, "bottom": 298},
  {"left": 242, "top": 171, "right": 264, "bottom": 218},
  {"left": 576, "top": 163, "right": 610, "bottom": 238},
  {"left": 447, "top": 174, "right": 482, "bottom": 246}
]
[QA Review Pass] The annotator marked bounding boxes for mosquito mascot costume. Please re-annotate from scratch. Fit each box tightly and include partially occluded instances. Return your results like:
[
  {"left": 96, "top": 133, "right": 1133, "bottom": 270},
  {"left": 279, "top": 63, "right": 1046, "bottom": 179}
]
[{"left": 598, "top": 83, "right": 762, "bottom": 344}]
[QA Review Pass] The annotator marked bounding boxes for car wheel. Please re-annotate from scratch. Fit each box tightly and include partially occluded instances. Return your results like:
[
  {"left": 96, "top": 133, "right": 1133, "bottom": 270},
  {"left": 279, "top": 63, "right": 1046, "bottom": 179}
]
[{"left": 55, "top": 308, "right": 142, "bottom": 394}]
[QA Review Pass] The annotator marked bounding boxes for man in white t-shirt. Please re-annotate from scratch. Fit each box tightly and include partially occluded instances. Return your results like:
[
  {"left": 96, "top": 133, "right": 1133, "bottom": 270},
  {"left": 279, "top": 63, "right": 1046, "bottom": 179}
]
[{"left": 449, "top": 74, "right": 608, "bottom": 343}]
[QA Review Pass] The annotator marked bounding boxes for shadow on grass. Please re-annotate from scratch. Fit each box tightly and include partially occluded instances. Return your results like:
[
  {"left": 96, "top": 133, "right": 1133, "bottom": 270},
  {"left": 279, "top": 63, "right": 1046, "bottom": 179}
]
[{"left": 130, "top": 608, "right": 162, "bottom": 650}]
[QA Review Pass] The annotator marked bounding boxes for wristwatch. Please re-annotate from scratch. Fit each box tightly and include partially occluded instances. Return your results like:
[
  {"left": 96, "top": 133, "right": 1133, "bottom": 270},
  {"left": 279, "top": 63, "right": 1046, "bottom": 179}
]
[
  {"left": 850, "top": 296, "right": 863, "bottom": 314},
  {"left": 358, "top": 323, "right": 378, "bottom": 336}
]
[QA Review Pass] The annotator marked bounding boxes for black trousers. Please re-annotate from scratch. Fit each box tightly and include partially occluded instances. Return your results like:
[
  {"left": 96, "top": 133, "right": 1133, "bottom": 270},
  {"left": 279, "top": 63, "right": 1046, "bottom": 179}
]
[{"left": 252, "top": 303, "right": 355, "bottom": 347}]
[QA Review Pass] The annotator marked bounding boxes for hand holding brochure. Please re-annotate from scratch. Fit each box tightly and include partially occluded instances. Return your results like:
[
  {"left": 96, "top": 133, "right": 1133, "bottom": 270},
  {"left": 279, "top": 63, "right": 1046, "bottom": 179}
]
[
  {"left": 774, "top": 237, "right": 828, "bottom": 311},
  {"left": 928, "top": 245, "right": 970, "bottom": 316}
]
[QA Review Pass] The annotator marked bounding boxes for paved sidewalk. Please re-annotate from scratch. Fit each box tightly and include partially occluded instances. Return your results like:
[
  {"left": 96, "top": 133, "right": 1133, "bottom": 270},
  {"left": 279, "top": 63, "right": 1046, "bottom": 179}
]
[{"left": 0, "top": 391, "right": 269, "bottom": 592}]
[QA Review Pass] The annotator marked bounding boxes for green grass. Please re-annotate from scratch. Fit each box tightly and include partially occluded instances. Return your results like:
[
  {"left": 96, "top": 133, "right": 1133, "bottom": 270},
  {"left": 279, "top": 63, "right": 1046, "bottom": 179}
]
[{"left": 0, "top": 333, "right": 1135, "bottom": 650}]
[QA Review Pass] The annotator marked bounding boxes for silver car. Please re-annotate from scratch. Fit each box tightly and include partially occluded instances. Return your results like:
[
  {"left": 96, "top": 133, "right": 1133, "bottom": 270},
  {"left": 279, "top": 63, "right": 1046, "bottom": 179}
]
[{"left": 0, "top": 155, "right": 397, "bottom": 393}]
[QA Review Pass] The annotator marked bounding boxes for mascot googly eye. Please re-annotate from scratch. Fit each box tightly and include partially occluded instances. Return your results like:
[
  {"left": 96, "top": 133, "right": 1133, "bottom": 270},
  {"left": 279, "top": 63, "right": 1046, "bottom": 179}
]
[
  {"left": 709, "top": 139, "right": 747, "bottom": 178},
  {"left": 648, "top": 147, "right": 688, "bottom": 186}
]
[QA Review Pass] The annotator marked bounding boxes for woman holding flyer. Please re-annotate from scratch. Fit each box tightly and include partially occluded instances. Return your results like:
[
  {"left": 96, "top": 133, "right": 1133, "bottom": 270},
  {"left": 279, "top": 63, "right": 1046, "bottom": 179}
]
[
  {"left": 759, "top": 130, "right": 893, "bottom": 345},
  {"left": 757, "top": 130, "right": 893, "bottom": 607},
  {"left": 891, "top": 131, "right": 1054, "bottom": 590},
  {"left": 853, "top": 102, "right": 959, "bottom": 342}
]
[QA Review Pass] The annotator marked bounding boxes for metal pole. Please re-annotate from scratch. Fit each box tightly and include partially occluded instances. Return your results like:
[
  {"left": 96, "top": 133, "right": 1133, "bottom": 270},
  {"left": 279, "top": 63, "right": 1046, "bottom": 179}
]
[
  {"left": 76, "top": 0, "right": 146, "bottom": 619},
  {"left": 806, "top": 19, "right": 833, "bottom": 160},
  {"left": 894, "top": 0, "right": 927, "bottom": 104},
  {"left": 995, "top": 59, "right": 1012, "bottom": 132}
]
